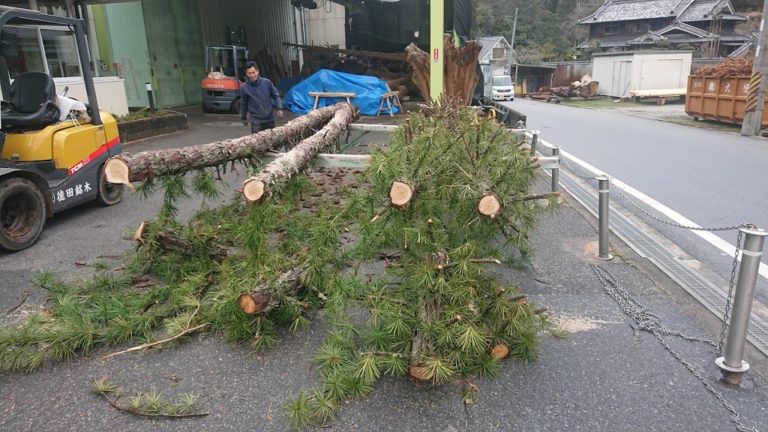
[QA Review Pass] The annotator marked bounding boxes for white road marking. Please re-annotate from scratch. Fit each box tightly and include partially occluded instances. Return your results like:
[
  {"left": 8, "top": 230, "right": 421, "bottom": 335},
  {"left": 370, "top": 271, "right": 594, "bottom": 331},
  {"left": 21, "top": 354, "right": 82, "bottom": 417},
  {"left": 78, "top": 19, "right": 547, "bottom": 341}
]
[{"left": 530, "top": 133, "right": 768, "bottom": 281}]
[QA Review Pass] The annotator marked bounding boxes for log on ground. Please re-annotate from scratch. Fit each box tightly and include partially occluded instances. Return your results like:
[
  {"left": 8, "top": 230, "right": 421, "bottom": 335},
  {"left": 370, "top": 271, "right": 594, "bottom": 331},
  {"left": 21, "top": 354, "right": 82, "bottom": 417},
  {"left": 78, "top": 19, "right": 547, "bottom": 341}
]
[
  {"left": 237, "top": 268, "right": 305, "bottom": 315},
  {"left": 242, "top": 103, "right": 358, "bottom": 203},
  {"left": 105, "top": 104, "right": 348, "bottom": 186}
]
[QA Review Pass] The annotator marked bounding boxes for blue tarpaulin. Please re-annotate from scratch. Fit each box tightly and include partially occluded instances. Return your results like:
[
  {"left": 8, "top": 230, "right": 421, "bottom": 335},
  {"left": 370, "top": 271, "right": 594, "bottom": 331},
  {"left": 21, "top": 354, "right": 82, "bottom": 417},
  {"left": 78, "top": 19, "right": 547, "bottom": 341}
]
[{"left": 284, "top": 69, "right": 398, "bottom": 116}]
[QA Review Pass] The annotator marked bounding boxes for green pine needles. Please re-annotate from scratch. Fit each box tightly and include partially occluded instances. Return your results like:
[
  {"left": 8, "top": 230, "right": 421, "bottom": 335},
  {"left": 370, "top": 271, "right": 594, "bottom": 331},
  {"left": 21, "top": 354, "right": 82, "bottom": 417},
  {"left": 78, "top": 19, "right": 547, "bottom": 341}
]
[
  {"left": 1, "top": 101, "right": 555, "bottom": 429},
  {"left": 288, "top": 101, "right": 556, "bottom": 428}
]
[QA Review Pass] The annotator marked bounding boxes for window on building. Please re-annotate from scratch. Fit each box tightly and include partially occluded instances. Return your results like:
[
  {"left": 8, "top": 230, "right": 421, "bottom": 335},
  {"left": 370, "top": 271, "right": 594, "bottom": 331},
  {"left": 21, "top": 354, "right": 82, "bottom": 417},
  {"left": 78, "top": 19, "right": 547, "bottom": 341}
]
[
  {"left": 6, "top": 27, "right": 45, "bottom": 79},
  {"left": 41, "top": 29, "right": 81, "bottom": 77},
  {"left": 492, "top": 47, "right": 507, "bottom": 60},
  {"left": 603, "top": 23, "right": 620, "bottom": 35},
  {"left": 35, "top": 0, "right": 71, "bottom": 17},
  {"left": 4, "top": 26, "right": 81, "bottom": 79}
]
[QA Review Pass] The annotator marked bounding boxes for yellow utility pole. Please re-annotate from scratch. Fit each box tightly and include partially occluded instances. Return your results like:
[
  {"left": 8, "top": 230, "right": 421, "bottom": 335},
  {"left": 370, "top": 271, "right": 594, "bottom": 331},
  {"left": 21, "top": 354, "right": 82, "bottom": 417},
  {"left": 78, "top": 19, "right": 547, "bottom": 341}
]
[{"left": 429, "top": 0, "right": 444, "bottom": 101}]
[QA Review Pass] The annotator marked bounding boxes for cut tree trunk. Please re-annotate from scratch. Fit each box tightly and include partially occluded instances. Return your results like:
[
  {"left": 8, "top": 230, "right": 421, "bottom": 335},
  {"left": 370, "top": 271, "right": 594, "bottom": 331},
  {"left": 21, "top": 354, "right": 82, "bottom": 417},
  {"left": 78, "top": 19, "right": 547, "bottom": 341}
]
[
  {"left": 237, "top": 268, "right": 304, "bottom": 315},
  {"left": 242, "top": 103, "right": 357, "bottom": 203},
  {"left": 104, "top": 104, "right": 347, "bottom": 186}
]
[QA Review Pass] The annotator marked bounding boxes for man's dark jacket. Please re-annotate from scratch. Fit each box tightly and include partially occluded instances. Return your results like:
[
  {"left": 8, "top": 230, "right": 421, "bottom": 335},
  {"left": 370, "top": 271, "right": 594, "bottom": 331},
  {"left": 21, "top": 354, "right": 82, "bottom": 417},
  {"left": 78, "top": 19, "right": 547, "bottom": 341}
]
[{"left": 240, "top": 77, "right": 283, "bottom": 123}]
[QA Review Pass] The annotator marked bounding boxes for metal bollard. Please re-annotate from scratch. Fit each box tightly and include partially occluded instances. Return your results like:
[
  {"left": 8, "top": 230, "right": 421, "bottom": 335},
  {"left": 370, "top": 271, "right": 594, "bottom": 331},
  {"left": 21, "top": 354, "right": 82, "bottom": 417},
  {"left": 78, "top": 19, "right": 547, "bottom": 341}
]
[
  {"left": 529, "top": 130, "right": 540, "bottom": 156},
  {"left": 551, "top": 147, "right": 560, "bottom": 192},
  {"left": 146, "top": 82, "right": 156, "bottom": 112},
  {"left": 716, "top": 227, "right": 768, "bottom": 385},
  {"left": 597, "top": 175, "right": 613, "bottom": 260}
]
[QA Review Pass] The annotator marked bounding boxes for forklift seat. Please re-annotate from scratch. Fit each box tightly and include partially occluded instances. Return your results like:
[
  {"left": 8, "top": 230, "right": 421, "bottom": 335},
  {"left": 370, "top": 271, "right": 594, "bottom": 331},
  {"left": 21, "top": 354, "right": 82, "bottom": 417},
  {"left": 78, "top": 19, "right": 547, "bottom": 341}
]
[{"left": 2, "top": 72, "right": 60, "bottom": 130}]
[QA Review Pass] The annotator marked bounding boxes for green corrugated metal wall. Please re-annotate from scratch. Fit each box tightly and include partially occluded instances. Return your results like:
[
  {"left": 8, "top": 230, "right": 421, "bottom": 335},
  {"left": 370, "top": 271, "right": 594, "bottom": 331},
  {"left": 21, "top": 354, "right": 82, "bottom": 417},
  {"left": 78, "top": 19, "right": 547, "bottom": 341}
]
[
  {"left": 139, "top": 0, "right": 204, "bottom": 108},
  {"left": 97, "top": 2, "right": 152, "bottom": 108}
]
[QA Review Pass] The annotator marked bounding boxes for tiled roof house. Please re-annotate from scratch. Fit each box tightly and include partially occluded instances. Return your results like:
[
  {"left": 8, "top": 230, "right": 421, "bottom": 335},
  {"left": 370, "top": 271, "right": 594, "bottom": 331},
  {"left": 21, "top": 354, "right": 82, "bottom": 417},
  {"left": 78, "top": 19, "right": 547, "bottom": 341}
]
[{"left": 578, "top": 0, "right": 750, "bottom": 57}]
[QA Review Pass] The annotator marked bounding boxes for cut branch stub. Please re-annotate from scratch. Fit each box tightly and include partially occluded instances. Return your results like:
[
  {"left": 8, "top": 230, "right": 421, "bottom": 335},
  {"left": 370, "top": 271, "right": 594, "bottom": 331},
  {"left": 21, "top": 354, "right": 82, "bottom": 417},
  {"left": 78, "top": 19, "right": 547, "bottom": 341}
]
[
  {"left": 237, "top": 268, "right": 305, "bottom": 315},
  {"left": 238, "top": 291, "right": 272, "bottom": 315},
  {"left": 409, "top": 365, "right": 431, "bottom": 381},
  {"left": 389, "top": 181, "right": 414, "bottom": 209},
  {"left": 478, "top": 193, "right": 501, "bottom": 219},
  {"left": 490, "top": 343, "right": 509, "bottom": 360}
]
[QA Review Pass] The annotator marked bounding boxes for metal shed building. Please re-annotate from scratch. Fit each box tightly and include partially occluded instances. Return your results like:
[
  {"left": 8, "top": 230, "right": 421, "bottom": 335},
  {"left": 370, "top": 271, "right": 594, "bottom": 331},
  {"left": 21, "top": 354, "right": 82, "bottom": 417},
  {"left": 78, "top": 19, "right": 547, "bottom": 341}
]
[{"left": 591, "top": 50, "right": 693, "bottom": 98}]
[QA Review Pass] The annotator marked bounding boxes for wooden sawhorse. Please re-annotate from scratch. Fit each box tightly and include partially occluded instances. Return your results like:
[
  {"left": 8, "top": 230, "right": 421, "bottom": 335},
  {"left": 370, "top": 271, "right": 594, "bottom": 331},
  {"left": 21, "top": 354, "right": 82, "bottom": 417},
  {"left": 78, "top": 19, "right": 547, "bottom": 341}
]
[
  {"left": 376, "top": 90, "right": 401, "bottom": 117},
  {"left": 309, "top": 92, "right": 356, "bottom": 110}
]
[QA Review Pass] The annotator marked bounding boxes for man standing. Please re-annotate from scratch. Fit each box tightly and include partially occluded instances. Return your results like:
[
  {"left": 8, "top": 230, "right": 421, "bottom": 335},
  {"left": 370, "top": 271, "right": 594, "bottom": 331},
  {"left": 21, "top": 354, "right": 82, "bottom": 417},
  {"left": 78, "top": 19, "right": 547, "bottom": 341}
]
[{"left": 240, "top": 61, "right": 283, "bottom": 133}]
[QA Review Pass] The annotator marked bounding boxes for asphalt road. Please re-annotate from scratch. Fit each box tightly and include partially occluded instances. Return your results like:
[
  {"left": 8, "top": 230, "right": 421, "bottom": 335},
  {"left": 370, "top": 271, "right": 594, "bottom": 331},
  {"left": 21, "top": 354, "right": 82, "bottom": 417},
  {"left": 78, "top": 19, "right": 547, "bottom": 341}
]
[
  {"left": 0, "top": 111, "right": 253, "bottom": 313},
  {"left": 2, "top": 106, "right": 768, "bottom": 432},
  {"left": 506, "top": 98, "right": 768, "bottom": 302}
]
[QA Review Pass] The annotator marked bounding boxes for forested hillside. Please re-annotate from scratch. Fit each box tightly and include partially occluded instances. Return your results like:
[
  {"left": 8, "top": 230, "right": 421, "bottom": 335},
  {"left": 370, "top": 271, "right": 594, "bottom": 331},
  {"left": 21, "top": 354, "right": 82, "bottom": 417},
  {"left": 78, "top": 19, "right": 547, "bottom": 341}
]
[{"left": 472, "top": 0, "right": 763, "bottom": 63}]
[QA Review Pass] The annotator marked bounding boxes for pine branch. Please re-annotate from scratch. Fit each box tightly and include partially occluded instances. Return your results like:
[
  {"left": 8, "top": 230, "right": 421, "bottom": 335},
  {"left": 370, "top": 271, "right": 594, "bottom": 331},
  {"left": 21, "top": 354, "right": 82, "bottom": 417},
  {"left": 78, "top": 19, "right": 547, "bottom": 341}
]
[
  {"left": 102, "top": 305, "right": 207, "bottom": 360},
  {"left": 97, "top": 394, "right": 209, "bottom": 419}
]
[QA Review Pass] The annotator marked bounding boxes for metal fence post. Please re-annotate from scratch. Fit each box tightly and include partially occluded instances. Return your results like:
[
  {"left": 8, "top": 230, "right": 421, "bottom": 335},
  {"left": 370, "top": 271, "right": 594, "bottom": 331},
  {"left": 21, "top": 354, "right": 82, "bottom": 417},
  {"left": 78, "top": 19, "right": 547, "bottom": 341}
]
[
  {"left": 551, "top": 147, "right": 560, "bottom": 192},
  {"left": 597, "top": 175, "right": 613, "bottom": 260},
  {"left": 146, "top": 82, "right": 156, "bottom": 112},
  {"left": 529, "top": 130, "right": 540, "bottom": 156},
  {"left": 716, "top": 227, "right": 768, "bottom": 385}
]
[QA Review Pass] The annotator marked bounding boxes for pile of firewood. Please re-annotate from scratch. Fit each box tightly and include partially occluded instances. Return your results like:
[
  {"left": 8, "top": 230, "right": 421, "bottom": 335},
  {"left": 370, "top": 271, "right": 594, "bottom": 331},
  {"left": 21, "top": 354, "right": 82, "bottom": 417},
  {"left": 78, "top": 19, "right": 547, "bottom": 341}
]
[
  {"left": 529, "top": 74, "right": 599, "bottom": 102},
  {"left": 693, "top": 57, "right": 754, "bottom": 78}
]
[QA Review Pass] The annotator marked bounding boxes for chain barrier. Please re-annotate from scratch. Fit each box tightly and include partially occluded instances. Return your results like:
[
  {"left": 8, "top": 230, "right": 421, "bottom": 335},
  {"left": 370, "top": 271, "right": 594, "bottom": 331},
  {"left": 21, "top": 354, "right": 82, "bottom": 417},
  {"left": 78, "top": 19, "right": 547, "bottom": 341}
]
[
  {"left": 551, "top": 150, "right": 599, "bottom": 181},
  {"left": 591, "top": 264, "right": 759, "bottom": 432},
  {"left": 613, "top": 185, "right": 750, "bottom": 233},
  {"left": 607, "top": 181, "right": 754, "bottom": 355}
]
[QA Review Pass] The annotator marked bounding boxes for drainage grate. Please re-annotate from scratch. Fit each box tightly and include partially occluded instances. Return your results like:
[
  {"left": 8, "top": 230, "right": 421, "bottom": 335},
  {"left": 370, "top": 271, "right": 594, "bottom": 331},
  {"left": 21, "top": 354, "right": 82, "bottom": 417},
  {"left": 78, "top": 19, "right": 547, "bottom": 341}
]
[{"left": 558, "top": 172, "right": 768, "bottom": 356}]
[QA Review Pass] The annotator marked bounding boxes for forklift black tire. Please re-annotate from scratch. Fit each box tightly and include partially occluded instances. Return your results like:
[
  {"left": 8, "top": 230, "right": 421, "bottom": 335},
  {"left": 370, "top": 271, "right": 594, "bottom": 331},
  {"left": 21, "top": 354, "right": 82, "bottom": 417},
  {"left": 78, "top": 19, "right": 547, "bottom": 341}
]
[
  {"left": 0, "top": 177, "right": 46, "bottom": 251},
  {"left": 96, "top": 165, "right": 124, "bottom": 206},
  {"left": 203, "top": 103, "right": 213, "bottom": 113},
  {"left": 230, "top": 98, "right": 241, "bottom": 114}
]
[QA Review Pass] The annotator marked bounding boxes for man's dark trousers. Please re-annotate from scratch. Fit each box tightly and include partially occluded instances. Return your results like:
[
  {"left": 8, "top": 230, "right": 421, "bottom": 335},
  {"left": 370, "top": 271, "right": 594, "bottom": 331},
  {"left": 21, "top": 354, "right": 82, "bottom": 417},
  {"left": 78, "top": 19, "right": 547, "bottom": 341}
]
[{"left": 251, "top": 121, "right": 276, "bottom": 134}]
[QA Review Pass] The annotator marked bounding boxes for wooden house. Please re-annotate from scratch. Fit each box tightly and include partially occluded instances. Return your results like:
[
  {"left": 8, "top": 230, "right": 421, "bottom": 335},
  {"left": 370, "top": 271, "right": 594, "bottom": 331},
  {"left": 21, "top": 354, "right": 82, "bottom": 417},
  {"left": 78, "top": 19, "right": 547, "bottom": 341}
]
[{"left": 578, "top": 0, "right": 749, "bottom": 57}]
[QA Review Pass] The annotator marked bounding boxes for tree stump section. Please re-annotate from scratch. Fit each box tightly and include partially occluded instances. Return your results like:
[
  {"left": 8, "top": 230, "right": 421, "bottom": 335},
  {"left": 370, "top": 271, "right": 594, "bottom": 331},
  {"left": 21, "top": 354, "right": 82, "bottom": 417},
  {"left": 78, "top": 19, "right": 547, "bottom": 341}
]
[
  {"left": 389, "top": 181, "right": 414, "bottom": 209},
  {"left": 478, "top": 194, "right": 501, "bottom": 219}
]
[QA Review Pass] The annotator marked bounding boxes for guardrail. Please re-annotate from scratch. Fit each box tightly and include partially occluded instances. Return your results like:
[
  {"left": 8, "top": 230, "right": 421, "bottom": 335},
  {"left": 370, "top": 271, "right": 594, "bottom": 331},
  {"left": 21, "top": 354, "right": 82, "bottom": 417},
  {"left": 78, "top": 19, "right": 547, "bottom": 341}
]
[{"left": 524, "top": 129, "right": 767, "bottom": 387}]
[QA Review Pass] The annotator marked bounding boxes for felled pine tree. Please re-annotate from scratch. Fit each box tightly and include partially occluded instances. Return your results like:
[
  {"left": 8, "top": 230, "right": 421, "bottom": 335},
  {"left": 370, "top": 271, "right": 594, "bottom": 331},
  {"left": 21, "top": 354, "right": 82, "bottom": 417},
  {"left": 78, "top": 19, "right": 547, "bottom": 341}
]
[{"left": 288, "top": 100, "right": 556, "bottom": 429}]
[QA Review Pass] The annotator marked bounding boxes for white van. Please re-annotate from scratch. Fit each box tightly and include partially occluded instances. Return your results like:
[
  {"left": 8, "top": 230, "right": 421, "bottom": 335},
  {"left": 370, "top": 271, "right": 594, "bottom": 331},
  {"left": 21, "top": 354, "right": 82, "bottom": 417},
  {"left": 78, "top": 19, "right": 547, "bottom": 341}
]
[{"left": 491, "top": 75, "right": 515, "bottom": 101}]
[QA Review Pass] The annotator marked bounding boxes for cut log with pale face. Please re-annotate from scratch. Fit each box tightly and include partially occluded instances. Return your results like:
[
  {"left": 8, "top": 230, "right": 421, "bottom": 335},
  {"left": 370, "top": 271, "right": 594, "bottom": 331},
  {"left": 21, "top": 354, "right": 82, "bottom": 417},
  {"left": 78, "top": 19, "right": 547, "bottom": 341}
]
[
  {"left": 389, "top": 181, "right": 413, "bottom": 209},
  {"left": 478, "top": 194, "right": 501, "bottom": 218}
]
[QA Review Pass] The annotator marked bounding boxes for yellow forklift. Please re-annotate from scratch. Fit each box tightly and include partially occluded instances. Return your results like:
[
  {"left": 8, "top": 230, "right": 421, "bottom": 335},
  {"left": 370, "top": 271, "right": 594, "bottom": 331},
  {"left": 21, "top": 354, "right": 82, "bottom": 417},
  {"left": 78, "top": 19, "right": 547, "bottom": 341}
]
[{"left": 0, "top": 6, "right": 123, "bottom": 251}]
